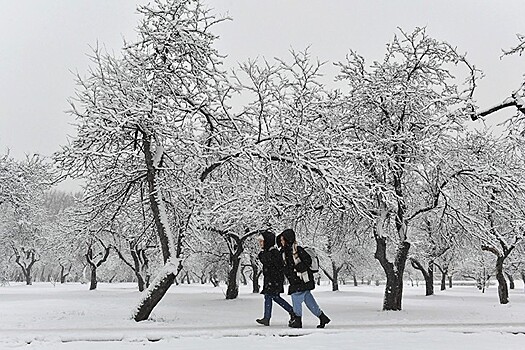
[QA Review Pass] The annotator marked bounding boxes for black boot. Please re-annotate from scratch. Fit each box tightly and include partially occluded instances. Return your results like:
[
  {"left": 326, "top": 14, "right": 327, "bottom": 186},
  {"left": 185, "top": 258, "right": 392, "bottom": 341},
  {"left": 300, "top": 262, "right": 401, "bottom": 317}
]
[
  {"left": 289, "top": 316, "right": 302, "bottom": 328},
  {"left": 317, "top": 312, "right": 331, "bottom": 328},
  {"left": 288, "top": 312, "right": 296, "bottom": 326},
  {"left": 256, "top": 318, "right": 270, "bottom": 326}
]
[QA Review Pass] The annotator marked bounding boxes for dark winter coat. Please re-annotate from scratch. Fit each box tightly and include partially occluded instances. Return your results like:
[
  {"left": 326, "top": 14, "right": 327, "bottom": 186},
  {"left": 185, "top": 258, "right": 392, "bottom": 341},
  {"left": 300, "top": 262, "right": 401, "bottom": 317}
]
[
  {"left": 258, "top": 230, "right": 285, "bottom": 295},
  {"left": 280, "top": 229, "right": 316, "bottom": 295}
]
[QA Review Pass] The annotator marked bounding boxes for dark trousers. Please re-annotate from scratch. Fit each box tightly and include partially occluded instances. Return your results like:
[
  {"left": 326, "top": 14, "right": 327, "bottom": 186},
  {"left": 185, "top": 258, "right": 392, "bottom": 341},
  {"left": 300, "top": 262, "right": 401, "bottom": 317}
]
[{"left": 263, "top": 293, "right": 293, "bottom": 319}]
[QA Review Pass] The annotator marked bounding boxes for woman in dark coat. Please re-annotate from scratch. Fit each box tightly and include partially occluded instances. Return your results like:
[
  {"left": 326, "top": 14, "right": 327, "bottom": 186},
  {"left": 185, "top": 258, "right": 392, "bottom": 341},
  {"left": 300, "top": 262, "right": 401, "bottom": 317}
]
[
  {"left": 279, "top": 228, "right": 331, "bottom": 329},
  {"left": 256, "top": 230, "right": 295, "bottom": 326}
]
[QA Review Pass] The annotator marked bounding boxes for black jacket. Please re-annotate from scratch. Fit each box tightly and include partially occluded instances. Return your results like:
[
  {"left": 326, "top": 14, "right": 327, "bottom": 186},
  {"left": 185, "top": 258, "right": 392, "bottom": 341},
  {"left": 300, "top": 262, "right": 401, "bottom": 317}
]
[
  {"left": 258, "top": 230, "right": 285, "bottom": 294},
  {"left": 280, "top": 229, "right": 315, "bottom": 295}
]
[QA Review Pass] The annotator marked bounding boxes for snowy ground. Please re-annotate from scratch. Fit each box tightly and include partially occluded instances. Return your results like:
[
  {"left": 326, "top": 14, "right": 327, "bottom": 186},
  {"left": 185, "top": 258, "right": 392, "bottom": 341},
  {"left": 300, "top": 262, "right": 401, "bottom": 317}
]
[{"left": 1, "top": 281, "right": 525, "bottom": 349}]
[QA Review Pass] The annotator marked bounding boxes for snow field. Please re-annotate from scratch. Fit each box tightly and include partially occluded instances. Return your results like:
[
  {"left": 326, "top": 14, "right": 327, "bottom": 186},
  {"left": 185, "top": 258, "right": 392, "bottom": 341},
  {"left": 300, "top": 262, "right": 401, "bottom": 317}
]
[{"left": 1, "top": 282, "right": 525, "bottom": 349}]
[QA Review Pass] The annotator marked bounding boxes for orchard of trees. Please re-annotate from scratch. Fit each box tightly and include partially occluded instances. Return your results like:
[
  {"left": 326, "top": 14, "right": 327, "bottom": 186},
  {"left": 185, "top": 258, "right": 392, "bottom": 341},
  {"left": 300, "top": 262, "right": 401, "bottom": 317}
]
[{"left": 2, "top": 0, "right": 525, "bottom": 321}]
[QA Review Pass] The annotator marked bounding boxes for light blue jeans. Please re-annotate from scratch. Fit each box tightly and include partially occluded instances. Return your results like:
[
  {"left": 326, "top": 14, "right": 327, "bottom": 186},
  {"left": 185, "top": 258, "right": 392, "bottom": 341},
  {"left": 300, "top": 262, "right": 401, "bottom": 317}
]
[{"left": 291, "top": 290, "right": 321, "bottom": 317}]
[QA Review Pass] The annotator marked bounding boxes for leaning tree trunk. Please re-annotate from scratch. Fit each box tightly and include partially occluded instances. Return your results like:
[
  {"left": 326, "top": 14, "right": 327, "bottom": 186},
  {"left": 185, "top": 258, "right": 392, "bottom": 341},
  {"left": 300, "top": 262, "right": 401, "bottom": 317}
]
[
  {"left": 410, "top": 258, "right": 434, "bottom": 296},
  {"left": 133, "top": 138, "right": 181, "bottom": 322},
  {"left": 375, "top": 236, "right": 411, "bottom": 310}
]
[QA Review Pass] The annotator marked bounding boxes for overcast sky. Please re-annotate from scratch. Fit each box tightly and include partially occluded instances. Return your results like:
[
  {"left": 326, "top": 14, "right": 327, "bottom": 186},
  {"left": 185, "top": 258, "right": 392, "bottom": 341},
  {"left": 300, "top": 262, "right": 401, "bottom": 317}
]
[{"left": 2, "top": 0, "right": 525, "bottom": 164}]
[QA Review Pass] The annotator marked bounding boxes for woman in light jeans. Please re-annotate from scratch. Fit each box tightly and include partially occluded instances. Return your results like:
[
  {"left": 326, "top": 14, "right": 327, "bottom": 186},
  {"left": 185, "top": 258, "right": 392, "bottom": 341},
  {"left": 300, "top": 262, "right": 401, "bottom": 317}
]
[{"left": 279, "top": 228, "right": 331, "bottom": 329}]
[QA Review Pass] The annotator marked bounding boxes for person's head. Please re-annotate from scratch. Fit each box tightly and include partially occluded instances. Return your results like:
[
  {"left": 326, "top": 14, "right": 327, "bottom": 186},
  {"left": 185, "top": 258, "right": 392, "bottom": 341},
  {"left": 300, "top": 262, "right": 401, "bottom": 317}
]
[
  {"left": 258, "top": 230, "right": 276, "bottom": 250},
  {"left": 257, "top": 235, "right": 265, "bottom": 249},
  {"left": 280, "top": 228, "right": 296, "bottom": 247}
]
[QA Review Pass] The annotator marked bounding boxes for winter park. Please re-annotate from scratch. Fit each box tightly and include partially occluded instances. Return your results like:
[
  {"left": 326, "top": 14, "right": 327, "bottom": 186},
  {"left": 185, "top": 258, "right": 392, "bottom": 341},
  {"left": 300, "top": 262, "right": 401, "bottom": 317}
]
[{"left": 3, "top": 0, "right": 525, "bottom": 349}]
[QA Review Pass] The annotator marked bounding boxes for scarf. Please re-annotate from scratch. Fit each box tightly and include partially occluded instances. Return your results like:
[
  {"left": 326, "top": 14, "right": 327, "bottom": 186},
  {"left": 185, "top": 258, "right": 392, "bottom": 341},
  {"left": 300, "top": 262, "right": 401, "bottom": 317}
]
[{"left": 292, "top": 243, "right": 310, "bottom": 283}]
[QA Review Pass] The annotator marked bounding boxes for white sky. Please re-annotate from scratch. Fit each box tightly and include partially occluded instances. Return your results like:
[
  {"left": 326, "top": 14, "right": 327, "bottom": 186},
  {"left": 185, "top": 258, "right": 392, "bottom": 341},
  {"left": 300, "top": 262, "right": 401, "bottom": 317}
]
[{"left": 1, "top": 0, "right": 525, "bottom": 161}]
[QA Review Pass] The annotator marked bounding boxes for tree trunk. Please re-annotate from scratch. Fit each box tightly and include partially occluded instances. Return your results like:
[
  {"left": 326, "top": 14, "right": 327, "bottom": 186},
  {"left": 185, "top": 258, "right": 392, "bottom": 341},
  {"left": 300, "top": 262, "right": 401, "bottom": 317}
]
[
  {"left": 89, "top": 267, "right": 97, "bottom": 290},
  {"left": 410, "top": 258, "right": 434, "bottom": 296},
  {"left": 133, "top": 135, "right": 179, "bottom": 322},
  {"left": 210, "top": 272, "right": 219, "bottom": 287},
  {"left": 375, "top": 236, "right": 410, "bottom": 310},
  {"left": 482, "top": 245, "right": 510, "bottom": 304},
  {"left": 440, "top": 272, "right": 446, "bottom": 291},
  {"left": 506, "top": 272, "right": 515, "bottom": 290},
  {"left": 353, "top": 274, "right": 358, "bottom": 287},
  {"left": 250, "top": 257, "right": 260, "bottom": 293},
  {"left": 226, "top": 256, "right": 241, "bottom": 299},
  {"left": 59, "top": 263, "right": 71, "bottom": 284},
  {"left": 143, "top": 136, "right": 171, "bottom": 263},
  {"left": 240, "top": 266, "right": 247, "bottom": 286},
  {"left": 134, "top": 269, "right": 176, "bottom": 321},
  {"left": 39, "top": 266, "right": 46, "bottom": 282},
  {"left": 448, "top": 275, "right": 453, "bottom": 288},
  {"left": 217, "top": 229, "right": 259, "bottom": 300},
  {"left": 136, "top": 273, "right": 146, "bottom": 292},
  {"left": 13, "top": 248, "right": 37, "bottom": 286},
  {"left": 331, "top": 261, "right": 339, "bottom": 291},
  {"left": 85, "top": 245, "right": 110, "bottom": 291},
  {"left": 23, "top": 269, "right": 32, "bottom": 285},
  {"left": 495, "top": 257, "right": 509, "bottom": 304}
]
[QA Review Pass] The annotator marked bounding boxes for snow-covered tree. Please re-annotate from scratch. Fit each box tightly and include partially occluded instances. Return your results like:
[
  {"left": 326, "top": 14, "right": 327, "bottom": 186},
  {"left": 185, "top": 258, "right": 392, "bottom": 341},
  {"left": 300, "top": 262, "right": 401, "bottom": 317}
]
[
  {"left": 54, "top": 0, "right": 230, "bottom": 320},
  {"left": 447, "top": 131, "right": 525, "bottom": 303},
  {"left": 0, "top": 154, "right": 53, "bottom": 285},
  {"left": 335, "top": 28, "right": 479, "bottom": 310}
]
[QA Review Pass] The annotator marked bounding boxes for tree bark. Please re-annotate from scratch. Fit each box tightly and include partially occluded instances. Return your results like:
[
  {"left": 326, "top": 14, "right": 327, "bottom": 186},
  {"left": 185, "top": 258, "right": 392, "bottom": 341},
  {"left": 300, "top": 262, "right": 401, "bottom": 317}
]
[
  {"left": 321, "top": 261, "right": 342, "bottom": 291},
  {"left": 13, "top": 248, "right": 38, "bottom": 286},
  {"left": 375, "top": 236, "right": 411, "bottom": 310},
  {"left": 59, "top": 263, "right": 71, "bottom": 284},
  {"left": 226, "top": 256, "right": 241, "bottom": 299},
  {"left": 495, "top": 257, "right": 509, "bottom": 304},
  {"left": 215, "top": 228, "right": 260, "bottom": 300},
  {"left": 482, "top": 245, "right": 510, "bottom": 304},
  {"left": 133, "top": 135, "right": 179, "bottom": 321},
  {"left": 89, "top": 266, "right": 98, "bottom": 290},
  {"left": 85, "top": 244, "right": 110, "bottom": 291},
  {"left": 410, "top": 258, "right": 434, "bottom": 296},
  {"left": 250, "top": 256, "right": 261, "bottom": 293},
  {"left": 434, "top": 263, "right": 448, "bottom": 291},
  {"left": 134, "top": 269, "right": 176, "bottom": 321},
  {"left": 506, "top": 272, "right": 515, "bottom": 290}
]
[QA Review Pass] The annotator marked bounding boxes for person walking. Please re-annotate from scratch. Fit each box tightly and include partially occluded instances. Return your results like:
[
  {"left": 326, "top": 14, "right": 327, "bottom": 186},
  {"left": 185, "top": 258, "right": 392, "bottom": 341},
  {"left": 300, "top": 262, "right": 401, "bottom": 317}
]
[
  {"left": 279, "top": 228, "right": 331, "bottom": 329},
  {"left": 255, "top": 230, "right": 296, "bottom": 326}
]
